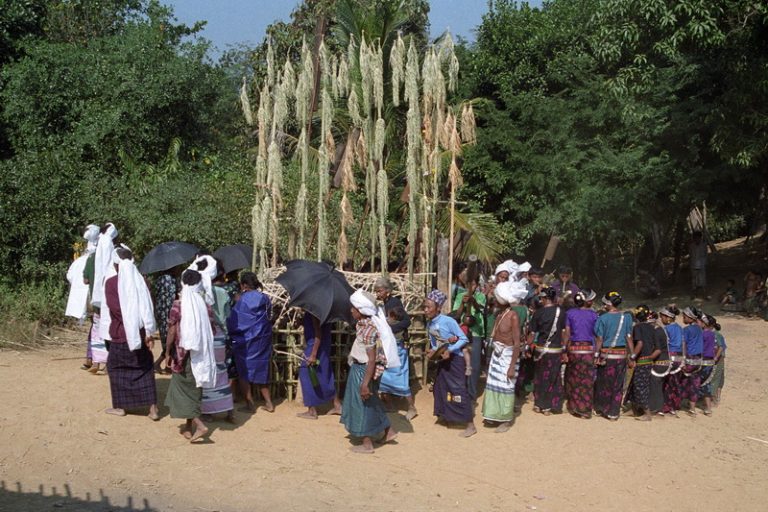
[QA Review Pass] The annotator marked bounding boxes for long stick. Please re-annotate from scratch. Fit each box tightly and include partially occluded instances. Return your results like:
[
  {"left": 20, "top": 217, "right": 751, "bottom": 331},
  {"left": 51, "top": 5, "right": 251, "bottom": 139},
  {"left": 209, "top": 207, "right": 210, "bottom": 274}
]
[{"left": 447, "top": 178, "right": 455, "bottom": 311}]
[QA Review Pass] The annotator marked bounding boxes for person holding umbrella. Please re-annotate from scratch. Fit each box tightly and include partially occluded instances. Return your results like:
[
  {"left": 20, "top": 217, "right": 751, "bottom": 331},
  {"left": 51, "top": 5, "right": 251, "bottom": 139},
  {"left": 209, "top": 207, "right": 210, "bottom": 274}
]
[
  {"left": 341, "top": 290, "right": 399, "bottom": 454},
  {"left": 227, "top": 272, "right": 274, "bottom": 413},
  {"left": 296, "top": 310, "right": 342, "bottom": 419}
]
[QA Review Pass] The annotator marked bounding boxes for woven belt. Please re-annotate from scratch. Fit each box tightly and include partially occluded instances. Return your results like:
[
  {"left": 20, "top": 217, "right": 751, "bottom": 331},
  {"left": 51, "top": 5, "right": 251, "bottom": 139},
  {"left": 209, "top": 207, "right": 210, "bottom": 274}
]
[
  {"left": 569, "top": 349, "right": 594, "bottom": 355},
  {"left": 636, "top": 356, "right": 654, "bottom": 366},
  {"left": 669, "top": 355, "right": 684, "bottom": 362},
  {"left": 685, "top": 358, "right": 703, "bottom": 365},
  {"left": 602, "top": 353, "right": 627, "bottom": 360},
  {"left": 701, "top": 359, "right": 716, "bottom": 366},
  {"left": 653, "top": 360, "right": 671, "bottom": 366},
  {"left": 535, "top": 346, "right": 563, "bottom": 354}
]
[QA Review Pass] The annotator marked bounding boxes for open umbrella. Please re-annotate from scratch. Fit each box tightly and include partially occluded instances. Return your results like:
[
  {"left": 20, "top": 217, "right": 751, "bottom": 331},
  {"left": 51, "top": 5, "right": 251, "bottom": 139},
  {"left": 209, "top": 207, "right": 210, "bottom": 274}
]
[
  {"left": 213, "top": 244, "right": 253, "bottom": 274},
  {"left": 138, "top": 241, "right": 199, "bottom": 275},
  {"left": 275, "top": 260, "right": 355, "bottom": 324}
]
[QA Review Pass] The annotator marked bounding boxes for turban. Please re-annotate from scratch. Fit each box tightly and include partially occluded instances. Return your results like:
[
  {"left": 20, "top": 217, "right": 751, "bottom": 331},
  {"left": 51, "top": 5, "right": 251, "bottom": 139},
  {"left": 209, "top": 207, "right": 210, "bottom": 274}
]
[
  {"left": 83, "top": 224, "right": 100, "bottom": 254},
  {"left": 350, "top": 289, "right": 400, "bottom": 369},
  {"left": 189, "top": 255, "right": 218, "bottom": 306},
  {"left": 494, "top": 281, "right": 528, "bottom": 305},
  {"left": 90, "top": 223, "right": 118, "bottom": 308},
  {"left": 426, "top": 289, "right": 447, "bottom": 307}
]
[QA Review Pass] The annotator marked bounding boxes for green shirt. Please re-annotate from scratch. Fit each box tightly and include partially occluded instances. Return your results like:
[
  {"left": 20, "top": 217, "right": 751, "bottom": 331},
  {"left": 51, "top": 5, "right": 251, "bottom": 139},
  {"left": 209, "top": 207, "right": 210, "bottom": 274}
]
[
  {"left": 452, "top": 290, "right": 487, "bottom": 338},
  {"left": 83, "top": 253, "right": 96, "bottom": 299}
]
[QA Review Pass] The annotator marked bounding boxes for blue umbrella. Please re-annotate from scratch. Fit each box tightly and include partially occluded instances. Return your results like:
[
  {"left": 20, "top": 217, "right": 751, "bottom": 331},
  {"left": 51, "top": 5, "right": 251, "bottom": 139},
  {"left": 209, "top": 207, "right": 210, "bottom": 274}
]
[{"left": 138, "top": 241, "right": 199, "bottom": 275}]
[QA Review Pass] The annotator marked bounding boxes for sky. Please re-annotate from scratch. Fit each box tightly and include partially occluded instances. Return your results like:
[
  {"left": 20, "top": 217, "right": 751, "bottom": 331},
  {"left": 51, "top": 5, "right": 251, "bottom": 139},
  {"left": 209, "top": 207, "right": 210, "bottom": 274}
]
[{"left": 165, "top": 0, "right": 543, "bottom": 58}]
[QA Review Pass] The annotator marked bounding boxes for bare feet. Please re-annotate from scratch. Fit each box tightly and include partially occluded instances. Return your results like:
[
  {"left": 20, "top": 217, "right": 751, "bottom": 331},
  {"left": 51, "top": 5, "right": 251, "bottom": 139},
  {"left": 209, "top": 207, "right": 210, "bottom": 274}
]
[
  {"left": 635, "top": 415, "right": 652, "bottom": 422},
  {"left": 350, "top": 445, "right": 374, "bottom": 454},
  {"left": 460, "top": 423, "right": 477, "bottom": 438},
  {"left": 296, "top": 411, "right": 318, "bottom": 420},
  {"left": 261, "top": 402, "right": 275, "bottom": 413},
  {"left": 405, "top": 407, "right": 418, "bottom": 421},
  {"left": 189, "top": 426, "right": 209, "bottom": 442},
  {"left": 148, "top": 405, "right": 160, "bottom": 421},
  {"left": 328, "top": 406, "right": 342, "bottom": 416},
  {"left": 105, "top": 408, "right": 126, "bottom": 416},
  {"left": 179, "top": 426, "right": 192, "bottom": 439},
  {"left": 495, "top": 421, "right": 512, "bottom": 433},
  {"left": 383, "top": 427, "right": 398, "bottom": 443}
]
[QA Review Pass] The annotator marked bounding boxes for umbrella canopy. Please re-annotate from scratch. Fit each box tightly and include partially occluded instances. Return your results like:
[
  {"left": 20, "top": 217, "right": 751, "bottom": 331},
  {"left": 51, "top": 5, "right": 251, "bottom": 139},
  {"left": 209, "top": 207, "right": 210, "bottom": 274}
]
[
  {"left": 275, "top": 260, "right": 355, "bottom": 324},
  {"left": 138, "top": 241, "right": 199, "bottom": 275},
  {"left": 213, "top": 244, "right": 253, "bottom": 274}
]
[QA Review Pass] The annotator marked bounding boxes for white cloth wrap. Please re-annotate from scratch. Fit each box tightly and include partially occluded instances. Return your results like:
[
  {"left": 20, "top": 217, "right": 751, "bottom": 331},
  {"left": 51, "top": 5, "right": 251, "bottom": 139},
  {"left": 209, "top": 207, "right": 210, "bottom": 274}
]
[
  {"left": 494, "top": 281, "right": 528, "bottom": 306},
  {"left": 84, "top": 224, "right": 100, "bottom": 253},
  {"left": 65, "top": 255, "right": 89, "bottom": 319},
  {"left": 99, "top": 248, "right": 155, "bottom": 351},
  {"left": 189, "top": 255, "right": 218, "bottom": 306},
  {"left": 350, "top": 289, "right": 400, "bottom": 369},
  {"left": 90, "top": 224, "right": 118, "bottom": 308},
  {"left": 179, "top": 281, "right": 216, "bottom": 388}
]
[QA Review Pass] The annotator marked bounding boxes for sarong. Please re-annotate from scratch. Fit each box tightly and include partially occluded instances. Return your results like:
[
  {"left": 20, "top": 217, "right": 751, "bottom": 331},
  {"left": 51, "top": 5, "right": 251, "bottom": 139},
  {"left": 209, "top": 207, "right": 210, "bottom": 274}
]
[
  {"left": 89, "top": 313, "right": 108, "bottom": 364},
  {"left": 467, "top": 335, "right": 484, "bottom": 400},
  {"left": 710, "top": 356, "right": 725, "bottom": 391},
  {"left": 482, "top": 341, "right": 517, "bottom": 422},
  {"left": 626, "top": 364, "right": 652, "bottom": 409},
  {"left": 649, "top": 363, "right": 666, "bottom": 413},
  {"left": 565, "top": 345, "right": 595, "bottom": 417},
  {"left": 433, "top": 352, "right": 474, "bottom": 423},
  {"left": 533, "top": 351, "right": 563, "bottom": 413},
  {"left": 340, "top": 363, "right": 390, "bottom": 437},
  {"left": 663, "top": 354, "right": 684, "bottom": 413},
  {"left": 165, "top": 357, "right": 202, "bottom": 419},
  {"left": 107, "top": 342, "right": 156, "bottom": 410},
  {"left": 594, "top": 350, "right": 627, "bottom": 419},
  {"left": 514, "top": 356, "right": 535, "bottom": 403},
  {"left": 202, "top": 330, "right": 234, "bottom": 414},
  {"left": 698, "top": 361, "right": 715, "bottom": 398},
  {"left": 379, "top": 340, "right": 411, "bottom": 397},
  {"left": 298, "top": 332, "right": 337, "bottom": 407},
  {"left": 232, "top": 333, "right": 272, "bottom": 384},
  {"left": 681, "top": 359, "right": 702, "bottom": 404}
]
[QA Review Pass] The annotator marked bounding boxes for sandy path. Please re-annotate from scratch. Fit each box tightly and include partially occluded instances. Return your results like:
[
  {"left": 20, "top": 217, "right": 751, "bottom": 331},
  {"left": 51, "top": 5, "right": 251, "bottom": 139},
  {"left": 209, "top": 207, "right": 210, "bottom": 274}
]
[{"left": 1, "top": 314, "right": 767, "bottom": 512}]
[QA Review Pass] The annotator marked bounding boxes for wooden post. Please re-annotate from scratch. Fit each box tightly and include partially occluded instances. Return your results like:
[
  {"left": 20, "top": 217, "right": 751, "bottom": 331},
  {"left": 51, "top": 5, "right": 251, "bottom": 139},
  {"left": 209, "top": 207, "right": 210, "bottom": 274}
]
[{"left": 436, "top": 237, "right": 450, "bottom": 312}]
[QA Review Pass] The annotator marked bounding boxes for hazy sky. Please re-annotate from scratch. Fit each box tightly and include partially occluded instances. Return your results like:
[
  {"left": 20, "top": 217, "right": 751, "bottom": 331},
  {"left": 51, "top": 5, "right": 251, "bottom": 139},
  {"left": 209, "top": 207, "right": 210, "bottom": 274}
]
[{"left": 164, "top": 0, "right": 544, "bottom": 57}]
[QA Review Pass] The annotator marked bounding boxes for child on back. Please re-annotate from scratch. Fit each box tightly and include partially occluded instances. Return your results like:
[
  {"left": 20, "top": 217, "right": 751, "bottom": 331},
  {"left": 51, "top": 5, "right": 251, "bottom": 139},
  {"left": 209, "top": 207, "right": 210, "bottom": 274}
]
[{"left": 458, "top": 314, "right": 474, "bottom": 376}]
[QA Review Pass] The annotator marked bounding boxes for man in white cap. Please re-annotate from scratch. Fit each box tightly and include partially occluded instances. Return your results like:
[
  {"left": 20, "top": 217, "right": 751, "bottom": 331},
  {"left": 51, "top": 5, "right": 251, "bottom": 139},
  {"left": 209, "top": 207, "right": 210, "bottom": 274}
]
[{"left": 67, "top": 224, "right": 100, "bottom": 371}]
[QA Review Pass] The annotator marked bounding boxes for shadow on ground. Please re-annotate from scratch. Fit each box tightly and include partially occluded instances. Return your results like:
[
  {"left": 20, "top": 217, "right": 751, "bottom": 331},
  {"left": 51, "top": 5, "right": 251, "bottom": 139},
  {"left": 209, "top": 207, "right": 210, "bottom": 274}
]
[{"left": 0, "top": 481, "right": 159, "bottom": 511}]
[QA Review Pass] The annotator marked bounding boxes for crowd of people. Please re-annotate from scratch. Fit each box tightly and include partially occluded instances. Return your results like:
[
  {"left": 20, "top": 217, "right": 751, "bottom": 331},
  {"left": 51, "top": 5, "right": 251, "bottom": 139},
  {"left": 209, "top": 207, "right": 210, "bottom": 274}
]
[{"left": 65, "top": 224, "right": 728, "bottom": 453}]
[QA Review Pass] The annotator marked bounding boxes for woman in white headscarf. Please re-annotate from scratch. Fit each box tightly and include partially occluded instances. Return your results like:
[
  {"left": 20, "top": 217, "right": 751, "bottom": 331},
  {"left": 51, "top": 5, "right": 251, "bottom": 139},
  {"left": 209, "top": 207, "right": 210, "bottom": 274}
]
[
  {"left": 83, "top": 223, "right": 118, "bottom": 374},
  {"left": 67, "top": 224, "right": 100, "bottom": 371},
  {"left": 164, "top": 269, "right": 214, "bottom": 442},
  {"left": 102, "top": 246, "right": 159, "bottom": 420},
  {"left": 341, "top": 289, "right": 399, "bottom": 454},
  {"left": 481, "top": 281, "right": 527, "bottom": 432}
]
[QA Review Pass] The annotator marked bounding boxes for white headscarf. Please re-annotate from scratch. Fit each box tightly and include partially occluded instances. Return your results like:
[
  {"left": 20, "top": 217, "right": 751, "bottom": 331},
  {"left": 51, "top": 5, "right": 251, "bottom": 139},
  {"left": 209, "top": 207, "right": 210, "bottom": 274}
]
[
  {"left": 84, "top": 224, "right": 100, "bottom": 254},
  {"left": 517, "top": 261, "right": 532, "bottom": 274},
  {"left": 494, "top": 280, "right": 528, "bottom": 306},
  {"left": 99, "top": 246, "right": 156, "bottom": 351},
  {"left": 179, "top": 273, "right": 216, "bottom": 388},
  {"left": 350, "top": 289, "right": 400, "bottom": 369},
  {"left": 189, "top": 255, "right": 217, "bottom": 306},
  {"left": 90, "top": 223, "right": 118, "bottom": 308}
]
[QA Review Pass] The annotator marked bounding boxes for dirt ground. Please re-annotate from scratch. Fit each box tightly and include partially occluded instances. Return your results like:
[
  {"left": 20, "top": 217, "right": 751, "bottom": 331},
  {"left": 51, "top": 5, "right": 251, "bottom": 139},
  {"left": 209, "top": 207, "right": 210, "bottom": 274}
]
[{"left": 1, "top": 312, "right": 767, "bottom": 512}]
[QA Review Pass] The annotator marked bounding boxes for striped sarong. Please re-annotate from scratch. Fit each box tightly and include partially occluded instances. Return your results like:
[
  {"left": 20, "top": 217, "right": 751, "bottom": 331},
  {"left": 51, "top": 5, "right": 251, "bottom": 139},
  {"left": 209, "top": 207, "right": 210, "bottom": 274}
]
[
  {"left": 107, "top": 341, "right": 156, "bottom": 410},
  {"left": 201, "top": 329, "right": 234, "bottom": 415},
  {"left": 89, "top": 313, "right": 108, "bottom": 364},
  {"left": 482, "top": 341, "right": 518, "bottom": 422}
]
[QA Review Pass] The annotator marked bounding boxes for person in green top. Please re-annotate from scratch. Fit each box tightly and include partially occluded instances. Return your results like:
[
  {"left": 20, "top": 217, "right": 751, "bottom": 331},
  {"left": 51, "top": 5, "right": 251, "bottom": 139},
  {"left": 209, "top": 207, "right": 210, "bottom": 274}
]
[{"left": 453, "top": 277, "right": 487, "bottom": 400}]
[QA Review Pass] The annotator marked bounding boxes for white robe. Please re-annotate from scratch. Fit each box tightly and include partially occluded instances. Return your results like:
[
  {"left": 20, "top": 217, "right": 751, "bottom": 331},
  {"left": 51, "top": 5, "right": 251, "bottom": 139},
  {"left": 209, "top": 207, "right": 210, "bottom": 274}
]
[
  {"left": 65, "top": 255, "right": 89, "bottom": 320},
  {"left": 179, "top": 283, "right": 216, "bottom": 388}
]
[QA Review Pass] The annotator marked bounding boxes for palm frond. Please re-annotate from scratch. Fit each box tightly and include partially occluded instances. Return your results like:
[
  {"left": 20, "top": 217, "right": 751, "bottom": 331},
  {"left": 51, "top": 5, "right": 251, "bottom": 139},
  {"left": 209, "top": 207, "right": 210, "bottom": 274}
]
[{"left": 436, "top": 209, "right": 504, "bottom": 264}]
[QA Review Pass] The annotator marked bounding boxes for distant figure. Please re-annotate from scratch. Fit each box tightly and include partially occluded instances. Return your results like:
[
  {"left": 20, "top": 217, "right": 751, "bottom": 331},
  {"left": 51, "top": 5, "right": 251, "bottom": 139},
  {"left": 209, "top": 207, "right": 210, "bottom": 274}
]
[
  {"left": 551, "top": 265, "right": 580, "bottom": 309},
  {"left": 689, "top": 232, "right": 708, "bottom": 298},
  {"left": 719, "top": 279, "right": 738, "bottom": 306}
]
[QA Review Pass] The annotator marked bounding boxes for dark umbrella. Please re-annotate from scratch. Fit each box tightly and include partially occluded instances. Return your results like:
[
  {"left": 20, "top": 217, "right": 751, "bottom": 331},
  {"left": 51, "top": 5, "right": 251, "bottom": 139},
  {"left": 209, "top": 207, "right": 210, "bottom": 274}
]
[
  {"left": 213, "top": 244, "right": 253, "bottom": 274},
  {"left": 275, "top": 260, "right": 355, "bottom": 324},
  {"left": 138, "top": 241, "right": 199, "bottom": 275}
]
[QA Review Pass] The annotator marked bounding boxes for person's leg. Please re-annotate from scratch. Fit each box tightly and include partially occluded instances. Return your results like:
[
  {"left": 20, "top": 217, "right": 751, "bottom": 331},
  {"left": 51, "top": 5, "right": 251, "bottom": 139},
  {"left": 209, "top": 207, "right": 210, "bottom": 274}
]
[
  {"left": 180, "top": 419, "right": 193, "bottom": 439},
  {"left": 468, "top": 336, "right": 483, "bottom": 399},
  {"left": 297, "top": 406, "right": 318, "bottom": 419},
  {"left": 405, "top": 393, "right": 417, "bottom": 421},
  {"left": 238, "top": 379, "right": 255, "bottom": 412},
  {"left": 460, "top": 421, "right": 477, "bottom": 438},
  {"left": 329, "top": 395, "right": 342, "bottom": 415},
  {"left": 259, "top": 385, "right": 274, "bottom": 412},
  {"left": 350, "top": 436, "right": 375, "bottom": 453},
  {"left": 148, "top": 403, "right": 159, "bottom": 421},
  {"left": 189, "top": 416, "right": 209, "bottom": 442}
]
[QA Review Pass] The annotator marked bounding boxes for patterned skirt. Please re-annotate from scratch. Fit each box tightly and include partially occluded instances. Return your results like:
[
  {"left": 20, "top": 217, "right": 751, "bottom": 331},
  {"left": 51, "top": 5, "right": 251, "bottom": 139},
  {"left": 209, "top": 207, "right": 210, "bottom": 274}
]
[
  {"left": 662, "top": 355, "right": 684, "bottom": 413},
  {"left": 433, "top": 352, "right": 474, "bottom": 423},
  {"left": 698, "top": 361, "right": 715, "bottom": 398},
  {"left": 515, "top": 356, "right": 535, "bottom": 402},
  {"left": 710, "top": 356, "right": 725, "bottom": 391},
  {"left": 107, "top": 341, "right": 156, "bottom": 410},
  {"left": 88, "top": 313, "right": 108, "bottom": 364},
  {"left": 481, "top": 341, "right": 517, "bottom": 422},
  {"left": 533, "top": 350, "right": 563, "bottom": 413},
  {"left": 201, "top": 332, "right": 234, "bottom": 414},
  {"left": 681, "top": 360, "right": 702, "bottom": 404},
  {"left": 340, "top": 363, "right": 390, "bottom": 438},
  {"left": 626, "top": 364, "right": 652, "bottom": 410},
  {"left": 565, "top": 345, "right": 595, "bottom": 417},
  {"left": 594, "top": 349, "right": 627, "bottom": 419}
]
